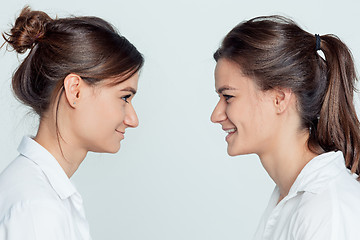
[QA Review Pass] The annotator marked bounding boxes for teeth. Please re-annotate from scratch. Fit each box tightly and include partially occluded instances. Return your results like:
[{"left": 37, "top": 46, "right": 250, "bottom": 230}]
[{"left": 225, "top": 128, "right": 236, "bottom": 134}]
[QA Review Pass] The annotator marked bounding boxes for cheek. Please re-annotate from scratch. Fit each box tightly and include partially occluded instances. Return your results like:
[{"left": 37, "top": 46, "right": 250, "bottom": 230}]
[
  {"left": 251, "top": 102, "right": 277, "bottom": 139},
  {"left": 226, "top": 98, "right": 272, "bottom": 140},
  {"left": 77, "top": 103, "right": 106, "bottom": 136},
  {"left": 226, "top": 101, "right": 254, "bottom": 126},
  {"left": 76, "top": 98, "right": 123, "bottom": 136},
  {"left": 93, "top": 99, "right": 126, "bottom": 130}
]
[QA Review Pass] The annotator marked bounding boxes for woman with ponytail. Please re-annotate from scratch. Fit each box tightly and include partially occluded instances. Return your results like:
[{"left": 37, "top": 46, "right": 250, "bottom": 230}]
[
  {"left": 211, "top": 16, "right": 360, "bottom": 239},
  {"left": 0, "top": 6, "right": 144, "bottom": 239}
]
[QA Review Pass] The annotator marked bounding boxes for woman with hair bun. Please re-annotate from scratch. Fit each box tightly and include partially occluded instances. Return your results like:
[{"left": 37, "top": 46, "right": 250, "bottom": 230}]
[
  {"left": 211, "top": 16, "right": 360, "bottom": 239},
  {"left": 0, "top": 6, "right": 144, "bottom": 239}
]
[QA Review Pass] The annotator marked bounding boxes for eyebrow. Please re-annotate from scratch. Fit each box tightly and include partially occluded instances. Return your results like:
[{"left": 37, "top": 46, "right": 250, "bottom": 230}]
[
  {"left": 216, "top": 86, "right": 237, "bottom": 94},
  {"left": 120, "top": 87, "right": 137, "bottom": 95}
]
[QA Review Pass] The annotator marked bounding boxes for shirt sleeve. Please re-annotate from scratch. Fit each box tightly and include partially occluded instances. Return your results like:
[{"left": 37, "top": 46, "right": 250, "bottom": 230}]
[
  {"left": 290, "top": 190, "right": 342, "bottom": 240},
  {"left": 0, "top": 200, "right": 71, "bottom": 240},
  {"left": 291, "top": 208, "right": 333, "bottom": 240}
]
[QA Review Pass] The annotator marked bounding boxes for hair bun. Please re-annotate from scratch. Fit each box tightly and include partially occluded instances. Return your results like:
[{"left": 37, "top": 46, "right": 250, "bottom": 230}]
[{"left": 3, "top": 6, "right": 52, "bottom": 53}]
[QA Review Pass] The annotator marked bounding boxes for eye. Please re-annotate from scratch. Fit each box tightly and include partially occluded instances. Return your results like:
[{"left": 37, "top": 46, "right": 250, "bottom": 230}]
[
  {"left": 223, "top": 94, "right": 234, "bottom": 102},
  {"left": 121, "top": 94, "right": 131, "bottom": 103}
]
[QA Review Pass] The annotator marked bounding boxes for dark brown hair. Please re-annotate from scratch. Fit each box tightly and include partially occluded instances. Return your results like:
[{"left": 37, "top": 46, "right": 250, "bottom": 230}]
[
  {"left": 3, "top": 6, "right": 144, "bottom": 116},
  {"left": 214, "top": 16, "right": 360, "bottom": 177}
]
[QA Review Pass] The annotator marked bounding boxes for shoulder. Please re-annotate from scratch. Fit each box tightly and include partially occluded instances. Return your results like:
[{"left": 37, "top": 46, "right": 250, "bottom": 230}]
[
  {"left": 291, "top": 172, "right": 360, "bottom": 239},
  {"left": 0, "top": 154, "right": 42, "bottom": 185},
  {"left": 0, "top": 199, "right": 71, "bottom": 239},
  {"left": 296, "top": 163, "right": 360, "bottom": 216},
  {"left": 288, "top": 190, "right": 332, "bottom": 238},
  {"left": 0, "top": 155, "right": 60, "bottom": 215}
]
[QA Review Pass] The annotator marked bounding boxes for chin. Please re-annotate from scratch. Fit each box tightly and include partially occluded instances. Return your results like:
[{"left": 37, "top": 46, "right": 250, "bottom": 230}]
[
  {"left": 227, "top": 147, "right": 238, "bottom": 156},
  {"left": 92, "top": 143, "right": 121, "bottom": 154},
  {"left": 107, "top": 144, "right": 121, "bottom": 154},
  {"left": 227, "top": 145, "right": 249, "bottom": 157}
]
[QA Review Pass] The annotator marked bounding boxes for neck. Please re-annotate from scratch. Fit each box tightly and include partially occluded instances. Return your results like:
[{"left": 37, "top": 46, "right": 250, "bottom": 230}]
[
  {"left": 34, "top": 119, "right": 87, "bottom": 178},
  {"left": 259, "top": 129, "right": 318, "bottom": 202}
]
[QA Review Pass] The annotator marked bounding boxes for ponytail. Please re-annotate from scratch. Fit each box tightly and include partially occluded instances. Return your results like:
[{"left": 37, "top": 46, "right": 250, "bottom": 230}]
[
  {"left": 316, "top": 35, "right": 360, "bottom": 176},
  {"left": 214, "top": 16, "right": 360, "bottom": 178}
]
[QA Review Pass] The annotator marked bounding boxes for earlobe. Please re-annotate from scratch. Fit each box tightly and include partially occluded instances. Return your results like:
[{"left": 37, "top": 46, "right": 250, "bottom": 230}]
[{"left": 63, "top": 73, "right": 82, "bottom": 108}]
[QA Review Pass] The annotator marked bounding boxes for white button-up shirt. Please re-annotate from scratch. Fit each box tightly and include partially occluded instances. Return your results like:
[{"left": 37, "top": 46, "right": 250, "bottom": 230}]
[
  {"left": 0, "top": 137, "right": 92, "bottom": 240},
  {"left": 253, "top": 151, "right": 360, "bottom": 240}
]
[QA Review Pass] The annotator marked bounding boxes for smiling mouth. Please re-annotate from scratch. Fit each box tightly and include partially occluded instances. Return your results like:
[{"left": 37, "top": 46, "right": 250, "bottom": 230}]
[
  {"left": 224, "top": 128, "right": 237, "bottom": 134},
  {"left": 115, "top": 129, "right": 125, "bottom": 135},
  {"left": 224, "top": 128, "right": 237, "bottom": 141}
]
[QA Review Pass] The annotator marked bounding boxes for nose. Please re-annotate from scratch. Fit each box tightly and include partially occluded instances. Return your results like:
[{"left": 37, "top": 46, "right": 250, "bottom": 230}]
[
  {"left": 124, "top": 103, "right": 139, "bottom": 128},
  {"left": 211, "top": 99, "right": 227, "bottom": 123}
]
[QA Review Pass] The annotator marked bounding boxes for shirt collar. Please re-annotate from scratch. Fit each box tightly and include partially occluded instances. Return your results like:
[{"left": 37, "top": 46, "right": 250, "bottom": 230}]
[
  {"left": 288, "top": 151, "right": 347, "bottom": 195},
  {"left": 17, "top": 136, "right": 77, "bottom": 200}
]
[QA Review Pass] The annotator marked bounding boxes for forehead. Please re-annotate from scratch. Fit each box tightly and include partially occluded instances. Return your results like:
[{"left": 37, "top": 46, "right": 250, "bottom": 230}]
[
  {"left": 102, "top": 72, "right": 139, "bottom": 89},
  {"left": 214, "top": 59, "right": 249, "bottom": 90}
]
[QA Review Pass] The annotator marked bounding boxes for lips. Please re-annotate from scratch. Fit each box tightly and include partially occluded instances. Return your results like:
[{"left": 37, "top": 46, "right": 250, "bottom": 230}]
[
  {"left": 223, "top": 127, "right": 237, "bottom": 141},
  {"left": 115, "top": 129, "right": 125, "bottom": 139}
]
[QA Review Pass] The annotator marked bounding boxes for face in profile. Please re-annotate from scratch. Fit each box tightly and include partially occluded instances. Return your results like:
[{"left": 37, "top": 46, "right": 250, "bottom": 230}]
[
  {"left": 70, "top": 73, "right": 140, "bottom": 154},
  {"left": 211, "top": 59, "right": 277, "bottom": 157}
]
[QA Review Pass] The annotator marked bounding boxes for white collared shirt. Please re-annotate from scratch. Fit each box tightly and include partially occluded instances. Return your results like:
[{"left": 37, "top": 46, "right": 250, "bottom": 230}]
[
  {"left": 253, "top": 151, "right": 360, "bottom": 240},
  {"left": 0, "top": 136, "right": 92, "bottom": 240}
]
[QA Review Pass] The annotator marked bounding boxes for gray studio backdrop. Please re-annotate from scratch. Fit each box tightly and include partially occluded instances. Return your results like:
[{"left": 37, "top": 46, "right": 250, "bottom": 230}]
[{"left": 0, "top": 0, "right": 359, "bottom": 239}]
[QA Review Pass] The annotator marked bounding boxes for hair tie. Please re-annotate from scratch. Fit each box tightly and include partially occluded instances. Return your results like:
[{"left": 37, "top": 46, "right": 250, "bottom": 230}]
[{"left": 315, "top": 34, "right": 321, "bottom": 51}]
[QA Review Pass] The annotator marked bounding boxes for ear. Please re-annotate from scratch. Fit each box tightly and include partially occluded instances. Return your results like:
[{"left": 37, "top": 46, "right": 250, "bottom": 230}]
[
  {"left": 63, "top": 74, "right": 82, "bottom": 108},
  {"left": 273, "top": 87, "right": 293, "bottom": 114}
]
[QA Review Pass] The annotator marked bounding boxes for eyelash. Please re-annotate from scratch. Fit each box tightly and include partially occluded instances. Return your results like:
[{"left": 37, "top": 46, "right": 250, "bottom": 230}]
[
  {"left": 121, "top": 94, "right": 131, "bottom": 103},
  {"left": 223, "top": 94, "right": 233, "bottom": 102}
]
